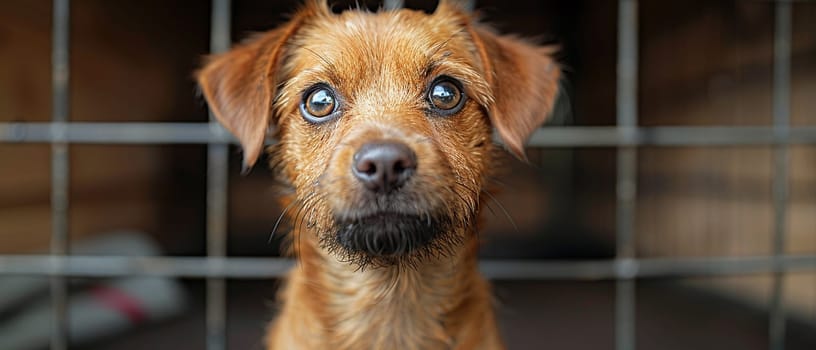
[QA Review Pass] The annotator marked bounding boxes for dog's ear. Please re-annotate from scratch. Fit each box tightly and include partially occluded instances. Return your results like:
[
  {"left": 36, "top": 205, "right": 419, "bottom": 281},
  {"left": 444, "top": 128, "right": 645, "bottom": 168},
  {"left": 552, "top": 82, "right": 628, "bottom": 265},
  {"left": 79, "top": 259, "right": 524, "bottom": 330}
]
[
  {"left": 196, "top": 15, "right": 308, "bottom": 170},
  {"left": 466, "top": 25, "right": 561, "bottom": 160}
]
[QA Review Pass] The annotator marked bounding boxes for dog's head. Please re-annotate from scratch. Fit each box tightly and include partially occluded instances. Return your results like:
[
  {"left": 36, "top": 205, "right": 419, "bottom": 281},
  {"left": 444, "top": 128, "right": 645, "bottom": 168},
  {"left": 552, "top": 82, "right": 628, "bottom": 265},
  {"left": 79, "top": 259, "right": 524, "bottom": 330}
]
[{"left": 197, "top": 0, "right": 560, "bottom": 267}]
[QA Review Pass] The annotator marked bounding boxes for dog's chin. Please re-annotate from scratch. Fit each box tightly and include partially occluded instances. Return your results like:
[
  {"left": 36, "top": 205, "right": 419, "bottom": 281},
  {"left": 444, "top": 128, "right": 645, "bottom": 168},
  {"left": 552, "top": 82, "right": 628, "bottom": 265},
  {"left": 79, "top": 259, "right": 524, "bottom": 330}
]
[{"left": 332, "top": 212, "right": 445, "bottom": 262}]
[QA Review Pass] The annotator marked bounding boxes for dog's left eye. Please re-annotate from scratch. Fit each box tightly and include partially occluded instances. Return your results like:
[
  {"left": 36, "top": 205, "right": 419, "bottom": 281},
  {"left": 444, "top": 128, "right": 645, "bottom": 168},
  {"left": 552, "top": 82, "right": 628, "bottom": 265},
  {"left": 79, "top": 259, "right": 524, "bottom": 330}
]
[
  {"left": 428, "top": 77, "right": 465, "bottom": 115},
  {"left": 301, "top": 85, "right": 338, "bottom": 122}
]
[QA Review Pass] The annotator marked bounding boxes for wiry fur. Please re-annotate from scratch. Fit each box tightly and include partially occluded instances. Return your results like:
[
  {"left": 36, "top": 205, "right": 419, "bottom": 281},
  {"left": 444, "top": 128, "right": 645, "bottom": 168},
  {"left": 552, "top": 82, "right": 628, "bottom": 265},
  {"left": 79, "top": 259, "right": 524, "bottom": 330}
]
[{"left": 196, "top": 1, "right": 560, "bottom": 349}]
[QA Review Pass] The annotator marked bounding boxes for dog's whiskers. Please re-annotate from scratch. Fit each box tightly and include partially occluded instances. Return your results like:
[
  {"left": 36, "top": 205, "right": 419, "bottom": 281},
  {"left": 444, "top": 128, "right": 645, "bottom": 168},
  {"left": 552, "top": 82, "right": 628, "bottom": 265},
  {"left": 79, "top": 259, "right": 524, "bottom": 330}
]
[
  {"left": 289, "top": 191, "right": 324, "bottom": 256},
  {"left": 486, "top": 175, "right": 512, "bottom": 189},
  {"left": 481, "top": 189, "right": 518, "bottom": 232},
  {"left": 269, "top": 197, "right": 303, "bottom": 243}
]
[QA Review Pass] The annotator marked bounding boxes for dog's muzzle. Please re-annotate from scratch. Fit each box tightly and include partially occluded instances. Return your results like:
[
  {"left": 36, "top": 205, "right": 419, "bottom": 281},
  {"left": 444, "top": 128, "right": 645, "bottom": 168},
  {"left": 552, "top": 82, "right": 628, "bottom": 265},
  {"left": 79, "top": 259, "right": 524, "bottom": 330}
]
[{"left": 334, "top": 140, "right": 441, "bottom": 257}]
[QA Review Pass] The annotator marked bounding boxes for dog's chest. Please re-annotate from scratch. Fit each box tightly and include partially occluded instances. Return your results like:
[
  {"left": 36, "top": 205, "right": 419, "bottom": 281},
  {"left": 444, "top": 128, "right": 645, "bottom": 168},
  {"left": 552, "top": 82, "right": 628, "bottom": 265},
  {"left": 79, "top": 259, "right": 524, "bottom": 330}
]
[{"left": 323, "top": 265, "right": 460, "bottom": 350}]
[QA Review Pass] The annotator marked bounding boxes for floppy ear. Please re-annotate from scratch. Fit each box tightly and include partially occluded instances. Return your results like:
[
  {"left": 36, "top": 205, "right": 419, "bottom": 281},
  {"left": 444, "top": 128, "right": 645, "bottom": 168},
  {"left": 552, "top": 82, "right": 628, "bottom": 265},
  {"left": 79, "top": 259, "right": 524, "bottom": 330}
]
[
  {"left": 468, "top": 26, "right": 561, "bottom": 159},
  {"left": 196, "top": 19, "right": 304, "bottom": 170}
]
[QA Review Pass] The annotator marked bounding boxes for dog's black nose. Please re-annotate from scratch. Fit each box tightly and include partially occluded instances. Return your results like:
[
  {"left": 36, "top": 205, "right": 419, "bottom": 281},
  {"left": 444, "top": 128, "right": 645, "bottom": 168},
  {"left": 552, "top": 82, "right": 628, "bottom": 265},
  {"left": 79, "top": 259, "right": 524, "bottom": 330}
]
[{"left": 352, "top": 141, "right": 417, "bottom": 193}]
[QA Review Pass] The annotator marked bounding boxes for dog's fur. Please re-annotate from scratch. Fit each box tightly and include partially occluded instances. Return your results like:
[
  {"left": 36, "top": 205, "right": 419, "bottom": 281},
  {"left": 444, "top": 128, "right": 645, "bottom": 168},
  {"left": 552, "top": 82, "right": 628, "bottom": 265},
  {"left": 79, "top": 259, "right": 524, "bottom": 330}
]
[{"left": 197, "top": 1, "right": 559, "bottom": 349}]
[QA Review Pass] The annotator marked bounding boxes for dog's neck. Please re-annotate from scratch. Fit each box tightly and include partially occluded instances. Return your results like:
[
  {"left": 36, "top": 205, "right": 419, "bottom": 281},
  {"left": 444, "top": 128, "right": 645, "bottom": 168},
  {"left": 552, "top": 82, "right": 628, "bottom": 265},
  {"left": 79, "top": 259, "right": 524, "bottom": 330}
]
[{"left": 283, "top": 227, "right": 493, "bottom": 350}]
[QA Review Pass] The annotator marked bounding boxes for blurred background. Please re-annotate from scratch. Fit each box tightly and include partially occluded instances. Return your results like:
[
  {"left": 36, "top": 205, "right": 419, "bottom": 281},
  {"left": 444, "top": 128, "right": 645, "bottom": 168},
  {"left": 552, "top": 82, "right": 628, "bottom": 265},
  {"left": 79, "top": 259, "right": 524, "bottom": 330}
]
[{"left": 0, "top": 0, "right": 815, "bottom": 349}]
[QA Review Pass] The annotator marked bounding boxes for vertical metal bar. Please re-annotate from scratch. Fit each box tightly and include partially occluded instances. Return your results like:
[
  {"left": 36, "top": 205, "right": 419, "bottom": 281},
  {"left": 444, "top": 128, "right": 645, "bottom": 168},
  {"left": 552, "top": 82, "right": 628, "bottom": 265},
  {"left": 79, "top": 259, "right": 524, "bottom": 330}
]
[
  {"left": 207, "top": 1, "right": 230, "bottom": 350},
  {"left": 50, "top": 1, "right": 70, "bottom": 349},
  {"left": 616, "top": 0, "right": 638, "bottom": 129},
  {"left": 769, "top": 1, "right": 792, "bottom": 350},
  {"left": 616, "top": 1, "right": 638, "bottom": 350}
]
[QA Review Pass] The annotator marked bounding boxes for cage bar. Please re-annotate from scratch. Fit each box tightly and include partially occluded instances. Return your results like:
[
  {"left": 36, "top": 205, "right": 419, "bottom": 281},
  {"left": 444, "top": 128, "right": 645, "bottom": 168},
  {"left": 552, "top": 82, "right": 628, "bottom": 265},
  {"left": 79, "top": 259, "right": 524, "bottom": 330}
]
[
  {"left": 461, "top": 0, "right": 476, "bottom": 12},
  {"left": 615, "top": 1, "right": 638, "bottom": 350},
  {"left": 50, "top": 0, "right": 71, "bottom": 349},
  {"left": 384, "top": 0, "right": 476, "bottom": 11},
  {"left": 769, "top": 1, "right": 792, "bottom": 350},
  {"left": 383, "top": 0, "right": 403, "bottom": 10},
  {"left": 0, "top": 255, "right": 814, "bottom": 279},
  {"left": 4, "top": 123, "right": 816, "bottom": 146},
  {"left": 206, "top": 1, "right": 231, "bottom": 350}
]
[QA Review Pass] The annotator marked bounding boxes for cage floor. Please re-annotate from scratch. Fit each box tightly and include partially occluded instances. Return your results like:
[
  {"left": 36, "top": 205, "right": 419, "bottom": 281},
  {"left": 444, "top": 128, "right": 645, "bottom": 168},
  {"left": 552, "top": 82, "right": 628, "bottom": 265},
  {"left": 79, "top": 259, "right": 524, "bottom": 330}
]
[{"left": 86, "top": 280, "right": 816, "bottom": 350}]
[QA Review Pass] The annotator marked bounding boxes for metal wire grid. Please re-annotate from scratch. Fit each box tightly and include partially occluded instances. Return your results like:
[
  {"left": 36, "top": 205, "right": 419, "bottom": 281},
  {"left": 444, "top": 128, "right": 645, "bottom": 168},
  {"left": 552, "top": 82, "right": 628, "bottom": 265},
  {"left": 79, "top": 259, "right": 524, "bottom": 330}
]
[{"left": 0, "top": 0, "right": 811, "bottom": 349}]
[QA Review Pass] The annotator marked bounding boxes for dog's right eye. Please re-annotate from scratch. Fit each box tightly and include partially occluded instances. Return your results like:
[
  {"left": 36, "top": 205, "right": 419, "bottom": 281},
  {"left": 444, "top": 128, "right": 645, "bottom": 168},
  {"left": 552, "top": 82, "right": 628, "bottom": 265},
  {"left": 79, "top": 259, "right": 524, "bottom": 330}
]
[
  {"left": 427, "top": 77, "right": 465, "bottom": 116},
  {"left": 301, "top": 85, "right": 337, "bottom": 122}
]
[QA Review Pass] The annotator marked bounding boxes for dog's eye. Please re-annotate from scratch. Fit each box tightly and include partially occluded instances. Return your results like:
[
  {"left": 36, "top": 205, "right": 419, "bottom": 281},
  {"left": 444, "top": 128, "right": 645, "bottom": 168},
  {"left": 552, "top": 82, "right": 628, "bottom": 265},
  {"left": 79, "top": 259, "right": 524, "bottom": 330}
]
[
  {"left": 301, "top": 86, "right": 337, "bottom": 122},
  {"left": 428, "top": 78, "right": 464, "bottom": 114}
]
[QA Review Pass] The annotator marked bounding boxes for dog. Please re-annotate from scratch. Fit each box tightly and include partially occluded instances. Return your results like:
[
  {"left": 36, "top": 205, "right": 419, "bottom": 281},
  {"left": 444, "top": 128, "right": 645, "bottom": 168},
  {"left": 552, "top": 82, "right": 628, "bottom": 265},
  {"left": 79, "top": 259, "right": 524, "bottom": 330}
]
[{"left": 197, "top": 1, "right": 560, "bottom": 348}]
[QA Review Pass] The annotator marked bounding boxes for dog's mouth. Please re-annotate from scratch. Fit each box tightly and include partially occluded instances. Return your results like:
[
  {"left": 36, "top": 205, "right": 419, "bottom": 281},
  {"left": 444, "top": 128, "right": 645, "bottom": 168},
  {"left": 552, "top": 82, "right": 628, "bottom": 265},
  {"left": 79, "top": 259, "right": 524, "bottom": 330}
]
[{"left": 333, "top": 212, "right": 443, "bottom": 257}]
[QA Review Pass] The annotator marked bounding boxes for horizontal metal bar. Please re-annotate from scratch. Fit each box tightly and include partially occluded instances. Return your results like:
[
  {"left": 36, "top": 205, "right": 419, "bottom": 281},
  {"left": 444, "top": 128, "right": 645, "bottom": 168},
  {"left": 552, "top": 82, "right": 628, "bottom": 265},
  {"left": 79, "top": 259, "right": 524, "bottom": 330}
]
[
  {"left": 528, "top": 126, "right": 816, "bottom": 146},
  {"left": 0, "top": 255, "right": 814, "bottom": 280},
  {"left": 3, "top": 123, "right": 816, "bottom": 146},
  {"left": 383, "top": 0, "right": 403, "bottom": 10},
  {"left": 0, "top": 122, "right": 234, "bottom": 144}
]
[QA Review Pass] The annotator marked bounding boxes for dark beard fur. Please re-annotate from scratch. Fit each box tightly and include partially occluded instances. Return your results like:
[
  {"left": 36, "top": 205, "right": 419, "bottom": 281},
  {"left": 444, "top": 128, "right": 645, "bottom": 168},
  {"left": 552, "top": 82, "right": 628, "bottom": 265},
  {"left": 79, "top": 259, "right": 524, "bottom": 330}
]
[
  {"left": 320, "top": 213, "right": 465, "bottom": 270},
  {"left": 336, "top": 213, "right": 442, "bottom": 256}
]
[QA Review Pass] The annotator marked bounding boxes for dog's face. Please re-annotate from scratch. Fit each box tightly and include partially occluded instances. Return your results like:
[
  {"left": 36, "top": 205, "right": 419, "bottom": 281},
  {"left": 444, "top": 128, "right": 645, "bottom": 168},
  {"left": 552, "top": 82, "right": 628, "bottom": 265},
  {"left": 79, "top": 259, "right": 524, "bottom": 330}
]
[{"left": 198, "top": 1, "right": 560, "bottom": 267}]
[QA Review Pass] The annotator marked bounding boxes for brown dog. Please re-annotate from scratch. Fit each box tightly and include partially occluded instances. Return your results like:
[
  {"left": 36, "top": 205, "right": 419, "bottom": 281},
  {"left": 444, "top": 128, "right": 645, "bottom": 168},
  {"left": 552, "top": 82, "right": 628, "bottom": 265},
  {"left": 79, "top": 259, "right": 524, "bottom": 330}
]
[{"left": 197, "top": 1, "right": 560, "bottom": 348}]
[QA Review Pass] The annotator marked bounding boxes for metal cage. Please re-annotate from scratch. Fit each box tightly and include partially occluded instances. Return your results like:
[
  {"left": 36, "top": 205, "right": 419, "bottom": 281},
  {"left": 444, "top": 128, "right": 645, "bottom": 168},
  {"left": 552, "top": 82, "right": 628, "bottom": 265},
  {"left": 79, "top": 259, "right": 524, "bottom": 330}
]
[{"left": 0, "top": 0, "right": 813, "bottom": 349}]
